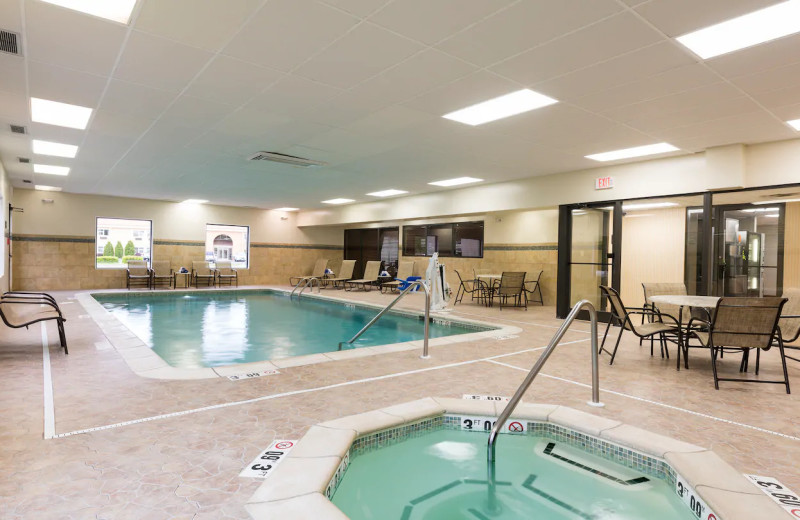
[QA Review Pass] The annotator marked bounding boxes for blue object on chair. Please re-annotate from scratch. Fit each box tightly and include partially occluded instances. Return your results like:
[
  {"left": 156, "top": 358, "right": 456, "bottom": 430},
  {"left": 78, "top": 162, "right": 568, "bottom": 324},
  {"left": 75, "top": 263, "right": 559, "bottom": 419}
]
[{"left": 400, "top": 276, "right": 421, "bottom": 291}]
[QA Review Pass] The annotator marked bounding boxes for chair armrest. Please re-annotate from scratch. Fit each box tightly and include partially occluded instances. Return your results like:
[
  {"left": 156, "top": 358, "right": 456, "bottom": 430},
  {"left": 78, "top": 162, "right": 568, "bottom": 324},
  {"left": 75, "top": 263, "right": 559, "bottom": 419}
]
[
  {"left": 686, "top": 316, "right": 711, "bottom": 331},
  {"left": 0, "top": 298, "right": 63, "bottom": 317}
]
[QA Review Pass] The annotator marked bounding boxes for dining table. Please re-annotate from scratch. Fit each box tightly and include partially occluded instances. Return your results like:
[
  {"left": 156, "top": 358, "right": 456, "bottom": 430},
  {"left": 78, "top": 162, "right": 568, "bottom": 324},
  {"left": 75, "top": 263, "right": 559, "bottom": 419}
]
[{"left": 649, "top": 294, "right": 720, "bottom": 370}]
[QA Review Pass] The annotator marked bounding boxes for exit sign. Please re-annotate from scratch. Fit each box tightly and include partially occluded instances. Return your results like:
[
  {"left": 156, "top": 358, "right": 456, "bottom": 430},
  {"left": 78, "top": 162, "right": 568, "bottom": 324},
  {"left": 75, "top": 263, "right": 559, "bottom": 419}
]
[{"left": 595, "top": 176, "right": 614, "bottom": 190}]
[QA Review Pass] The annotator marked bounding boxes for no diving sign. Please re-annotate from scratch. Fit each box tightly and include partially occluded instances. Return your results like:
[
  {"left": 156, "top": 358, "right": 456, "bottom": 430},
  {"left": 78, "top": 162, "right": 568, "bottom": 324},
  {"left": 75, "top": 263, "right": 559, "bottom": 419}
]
[
  {"left": 746, "top": 475, "right": 800, "bottom": 518},
  {"left": 240, "top": 439, "right": 296, "bottom": 479}
]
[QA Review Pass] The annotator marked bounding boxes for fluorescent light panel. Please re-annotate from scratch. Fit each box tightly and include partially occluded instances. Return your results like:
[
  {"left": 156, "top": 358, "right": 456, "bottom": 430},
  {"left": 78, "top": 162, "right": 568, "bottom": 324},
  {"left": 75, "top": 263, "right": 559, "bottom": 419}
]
[
  {"left": 753, "top": 198, "right": 800, "bottom": 205},
  {"left": 787, "top": 119, "right": 800, "bottom": 131},
  {"left": 442, "top": 89, "right": 558, "bottom": 126},
  {"left": 366, "top": 189, "right": 408, "bottom": 197},
  {"left": 32, "top": 139, "right": 78, "bottom": 158},
  {"left": 40, "top": 0, "right": 138, "bottom": 24},
  {"left": 35, "top": 185, "right": 62, "bottom": 192},
  {"left": 273, "top": 207, "right": 298, "bottom": 212},
  {"left": 322, "top": 198, "right": 354, "bottom": 205},
  {"left": 586, "top": 143, "right": 678, "bottom": 162},
  {"left": 31, "top": 98, "right": 93, "bottom": 129},
  {"left": 676, "top": 0, "right": 800, "bottom": 59},
  {"left": 428, "top": 177, "right": 483, "bottom": 187},
  {"left": 742, "top": 207, "right": 779, "bottom": 213},
  {"left": 182, "top": 199, "right": 208, "bottom": 204},
  {"left": 622, "top": 202, "right": 679, "bottom": 211},
  {"left": 33, "top": 164, "right": 70, "bottom": 176}
]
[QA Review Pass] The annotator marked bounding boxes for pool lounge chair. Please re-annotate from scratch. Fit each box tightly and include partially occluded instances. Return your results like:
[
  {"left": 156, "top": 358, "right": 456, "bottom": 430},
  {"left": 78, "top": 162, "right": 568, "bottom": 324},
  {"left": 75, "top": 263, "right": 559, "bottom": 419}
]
[
  {"left": 150, "top": 261, "right": 173, "bottom": 289},
  {"left": 289, "top": 259, "right": 328, "bottom": 286},
  {"left": 215, "top": 260, "right": 238, "bottom": 287},
  {"left": 0, "top": 294, "right": 68, "bottom": 353},
  {"left": 327, "top": 259, "right": 356, "bottom": 289},
  {"left": 346, "top": 261, "right": 381, "bottom": 291},
  {"left": 192, "top": 261, "right": 215, "bottom": 287},
  {"left": 127, "top": 260, "right": 151, "bottom": 289},
  {"left": 381, "top": 261, "right": 414, "bottom": 293}
]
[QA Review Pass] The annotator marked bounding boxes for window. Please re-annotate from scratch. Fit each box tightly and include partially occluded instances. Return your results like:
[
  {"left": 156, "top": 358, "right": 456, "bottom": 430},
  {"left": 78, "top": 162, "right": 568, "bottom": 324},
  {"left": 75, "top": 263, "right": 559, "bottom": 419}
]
[
  {"left": 344, "top": 227, "right": 399, "bottom": 277},
  {"left": 206, "top": 224, "right": 249, "bottom": 268},
  {"left": 95, "top": 217, "right": 152, "bottom": 269},
  {"left": 402, "top": 221, "right": 484, "bottom": 258}
]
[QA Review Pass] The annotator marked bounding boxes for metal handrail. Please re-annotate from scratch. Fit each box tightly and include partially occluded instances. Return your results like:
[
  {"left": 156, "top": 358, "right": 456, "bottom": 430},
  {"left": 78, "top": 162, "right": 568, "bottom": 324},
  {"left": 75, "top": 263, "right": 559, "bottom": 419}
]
[
  {"left": 338, "top": 281, "right": 431, "bottom": 358},
  {"left": 290, "top": 277, "right": 320, "bottom": 299}
]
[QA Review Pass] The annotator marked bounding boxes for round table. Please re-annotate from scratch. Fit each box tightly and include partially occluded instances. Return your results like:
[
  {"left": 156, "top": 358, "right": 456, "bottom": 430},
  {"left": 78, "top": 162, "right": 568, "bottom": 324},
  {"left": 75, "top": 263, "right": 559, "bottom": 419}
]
[{"left": 649, "top": 294, "right": 719, "bottom": 370}]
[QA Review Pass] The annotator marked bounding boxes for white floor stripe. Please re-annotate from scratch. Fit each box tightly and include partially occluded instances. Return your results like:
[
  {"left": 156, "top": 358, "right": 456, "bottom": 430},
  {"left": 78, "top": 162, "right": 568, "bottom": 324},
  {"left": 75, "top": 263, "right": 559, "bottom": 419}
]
[
  {"left": 485, "top": 359, "right": 800, "bottom": 442},
  {"left": 41, "top": 324, "right": 55, "bottom": 440},
  {"left": 52, "top": 342, "right": 582, "bottom": 439}
]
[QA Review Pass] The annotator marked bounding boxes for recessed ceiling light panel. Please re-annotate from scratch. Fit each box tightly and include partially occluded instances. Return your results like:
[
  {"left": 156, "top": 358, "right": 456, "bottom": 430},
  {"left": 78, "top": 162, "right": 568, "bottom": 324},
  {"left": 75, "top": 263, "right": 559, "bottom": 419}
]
[
  {"left": 35, "top": 185, "right": 62, "bottom": 192},
  {"left": 33, "top": 164, "right": 70, "bottom": 176},
  {"left": 676, "top": 0, "right": 800, "bottom": 59},
  {"left": 182, "top": 199, "right": 208, "bottom": 204},
  {"left": 622, "top": 202, "right": 679, "bottom": 211},
  {"left": 322, "top": 198, "right": 355, "bottom": 205},
  {"left": 32, "top": 139, "right": 78, "bottom": 158},
  {"left": 40, "top": 0, "right": 138, "bottom": 24},
  {"left": 787, "top": 119, "right": 800, "bottom": 131},
  {"left": 428, "top": 177, "right": 483, "bottom": 187},
  {"left": 31, "top": 98, "right": 93, "bottom": 129},
  {"left": 366, "top": 189, "right": 408, "bottom": 197},
  {"left": 273, "top": 207, "right": 299, "bottom": 212},
  {"left": 442, "top": 89, "right": 558, "bottom": 126},
  {"left": 585, "top": 143, "right": 679, "bottom": 162}
]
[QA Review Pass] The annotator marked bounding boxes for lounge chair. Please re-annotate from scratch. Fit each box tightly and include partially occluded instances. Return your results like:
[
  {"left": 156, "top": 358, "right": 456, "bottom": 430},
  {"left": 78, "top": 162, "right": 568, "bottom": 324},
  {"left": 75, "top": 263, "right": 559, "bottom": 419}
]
[
  {"left": 150, "top": 261, "right": 173, "bottom": 289},
  {"left": 126, "top": 260, "right": 151, "bottom": 289},
  {"left": 0, "top": 293, "right": 68, "bottom": 353},
  {"left": 192, "top": 261, "right": 215, "bottom": 287},
  {"left": 327, "top": 260, "right": 356, "bottom": 289},
  {"left": 381, "top": 261, "right": 414, "bottom": 293},
  {"left": 346, "top": 261, "right": 381, "bottom": 291},
  {"left": 289, "top": 259, "right": 328, "bottom": 286},
  {"left": 215, "top": 260, "right": 238, "bottom": 287}
]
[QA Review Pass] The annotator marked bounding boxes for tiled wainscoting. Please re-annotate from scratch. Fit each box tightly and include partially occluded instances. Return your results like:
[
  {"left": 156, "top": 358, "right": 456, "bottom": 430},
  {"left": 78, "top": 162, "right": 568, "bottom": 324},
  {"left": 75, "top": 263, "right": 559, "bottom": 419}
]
[{"left": 10, "top": 235, "right": 342, "bottom": 290}]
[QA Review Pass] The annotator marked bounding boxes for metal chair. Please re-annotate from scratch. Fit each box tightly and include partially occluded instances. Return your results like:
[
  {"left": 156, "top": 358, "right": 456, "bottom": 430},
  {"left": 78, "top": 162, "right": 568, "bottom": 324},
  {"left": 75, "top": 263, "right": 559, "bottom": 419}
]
[
  {"left": 453, "top": 270, "right": 490, "bottom": 306},
  {"left": 0, "top": 294, "right": 68, "bottom": 354},
  {"left": 126, "top": 260, "right": 151, "bottom": 289},
  {"left": 778, "top": 287, "right": 800, "bottom": 364},
  {"left": 524, "top": 270, "right": 544, "bottom": 306},
  {"left": 490, "top": 272, "right": 527, "bottom": 310}
]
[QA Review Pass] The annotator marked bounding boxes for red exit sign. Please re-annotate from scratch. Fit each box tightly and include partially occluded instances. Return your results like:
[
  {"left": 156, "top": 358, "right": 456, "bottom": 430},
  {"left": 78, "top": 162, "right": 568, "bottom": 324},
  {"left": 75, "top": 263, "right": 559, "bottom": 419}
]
[{"left": 595, "top": 176, "right": 614, "bottom": 190}]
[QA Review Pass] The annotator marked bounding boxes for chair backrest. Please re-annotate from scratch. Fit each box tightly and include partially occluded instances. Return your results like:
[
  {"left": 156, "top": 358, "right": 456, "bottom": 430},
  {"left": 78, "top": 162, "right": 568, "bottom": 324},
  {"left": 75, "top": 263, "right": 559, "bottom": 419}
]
[
  {"left": 192, "top": 261, "right": 211, "bottom": 275},
  {"left": 527, "top": 270, "right": 543, "bottom": 284},
  {"left": 498, "top": 272, "right": 525, "bottom": 296},
  {"left": 642, "top": 282, "right": 688, "bottom": 322},
  {"left": 396, "top": 261, "right": 414, "bottom": 280},
  {"left": 454, "top": 269, "right": 466, "bottom": 285},
  {"left": 127, "top": 260, "right": 148, "bottom": 275},
  {"left": 710, "top": 297, "right": 787, "bottom": 349},
  {"left": 599, "top": 285, "right": 633, "bottom": 330},
  {"left": 310, "top": 258, "right": 328, "bottom": 277},
  {"left": 338, "top": 259, "right": 356, "bottom": 279},
  {"left": 151, "top": 261, "right": 171, "bottom": 276},
  {"left": 779, "top": 288, "right": 800, "bottom": 342},
  {"left": 215, "top": 260, "right": 233, "bottom": 274},
  {"left": 362, "top": 261, "right": 381, "bottom": 280}
]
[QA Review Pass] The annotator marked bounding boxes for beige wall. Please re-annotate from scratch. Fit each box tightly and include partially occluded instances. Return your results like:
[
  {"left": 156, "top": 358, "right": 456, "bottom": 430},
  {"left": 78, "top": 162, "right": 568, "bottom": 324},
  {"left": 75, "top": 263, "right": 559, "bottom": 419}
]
[{"left": 784, "top": 202, "right": 800, "bottom": 291}]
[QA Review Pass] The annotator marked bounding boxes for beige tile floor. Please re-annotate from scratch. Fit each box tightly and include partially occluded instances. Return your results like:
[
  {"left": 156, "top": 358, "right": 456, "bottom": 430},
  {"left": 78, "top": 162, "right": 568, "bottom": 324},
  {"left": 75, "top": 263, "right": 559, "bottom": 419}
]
[{"left": 1, "top": 286, "right": 798, "bottom": 519}]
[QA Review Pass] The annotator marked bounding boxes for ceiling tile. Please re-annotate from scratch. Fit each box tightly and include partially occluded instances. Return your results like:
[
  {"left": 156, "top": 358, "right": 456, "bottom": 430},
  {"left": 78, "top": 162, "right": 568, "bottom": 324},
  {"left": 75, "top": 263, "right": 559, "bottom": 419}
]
[
  {"left": 491, "top": 12, "right": 665, "bottom": 85},
  {"left": 344, "top": 105, "right": 434, "bottom": 136},
  {"left": 89, "top": 109, "right": 154, "bottom": 138},
  {"left": 113, "top": 30, "right": 213, "bottom": 92},
  {"left": 0, "top": 0, "right": 22, "bottom": 32},
  {"left": 244, "top": 75, "right": 344, "bottom": 117},
  {"left": 370, "top": 0, "right": 513, "bottom": 45},
  {"left": 99, "top": 80, "right": 177, "bottom": 120},
  {"left": 0, "top": 54, "right": 26, "bottom": 96},
  {"left": 25, "top": 0, "right": 127, "bottom": 76},
  {"left": 294, "top": 23, "right": 423, "bottom": 89},
  {"left": 436, "top": 0, "right": 622, "bottom": 67},
  {"left": 731, "top": 59, "right": 800, "bottom": 94},
  {"left": 319, "top": 0, "right": 386, "bottom": 17},
  {"left": 28, "top": 61, "right": 107, "bottom": 108},
  {"left": 634, "top": 0, "right": 781, "bottom": 37},
  {"left": 183, "top": 56, "right": 284, "bottom": 106},
  {"left": 222, "top": 0, "right": 359, "bottom": 72},
  {"left": 299, "top": 127, "right": 401, "bottom": 159},
  {"left": 601, "top": 82, "right": 744, "bottom": 123},
  {"left": 159, "top": 96, "right": 234, "bottom": 129},
  {"left": 657, "top": 111, "right": 788, "bottom": 142},
  {"left": 401, "top": 70, "right": 520, "bottom": 116},
  {"left": 750, "top": 86, "right": 800, "bottom": 109},
  {"left": 706, "top": 33, "right": 800, "bottom": 79},
  {"left": 623, "top": 96, "right": 765, "bottom": 133},
  {"left": 0, "top": 90, "right": 29, "bottom": 122},
  {"left": 134, "top": 0, "right": 262, "bottom": 52}
]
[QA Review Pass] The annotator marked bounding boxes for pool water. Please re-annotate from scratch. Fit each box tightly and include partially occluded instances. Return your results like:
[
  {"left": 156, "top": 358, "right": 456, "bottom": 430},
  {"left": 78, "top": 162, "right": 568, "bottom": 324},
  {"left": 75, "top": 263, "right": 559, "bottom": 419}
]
[
  {"left": 94, "top": 291, "right": 483, "bottom": 368},
  {"left": 332, "top": 429, "right": 695, "bottom": 520}
]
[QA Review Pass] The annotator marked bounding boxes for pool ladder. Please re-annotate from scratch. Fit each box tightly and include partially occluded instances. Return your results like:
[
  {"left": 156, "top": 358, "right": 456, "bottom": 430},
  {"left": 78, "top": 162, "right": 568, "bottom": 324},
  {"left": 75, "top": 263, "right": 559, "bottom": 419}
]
[
  {"left": 486, "top": 299, "right": 604, "bottom": 514},
  {"left": 338, "top": 280, "right": 431, "bottom": 358},
  {"left": 290, "top": 277, "right": 321, "bottom": 299}
]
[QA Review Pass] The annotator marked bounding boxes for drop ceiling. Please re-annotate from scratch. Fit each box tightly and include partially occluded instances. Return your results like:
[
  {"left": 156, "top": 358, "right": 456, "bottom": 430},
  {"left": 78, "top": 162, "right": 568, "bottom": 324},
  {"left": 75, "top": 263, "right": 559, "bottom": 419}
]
[{"left": 1, "top": 0, "right": 799, "bottom": 209}]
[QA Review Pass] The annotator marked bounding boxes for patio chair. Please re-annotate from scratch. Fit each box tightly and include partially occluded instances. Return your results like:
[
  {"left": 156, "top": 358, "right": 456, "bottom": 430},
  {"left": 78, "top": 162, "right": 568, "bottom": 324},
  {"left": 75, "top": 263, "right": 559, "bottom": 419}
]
[
  {"left": 524, "top": 271, "right": 544, "bottom": 306},
  {"left": 685, "top": 297, "right": 790, "bottom": 394},
  {"left": 126, "top": 260, "right": 151, "bottom": 290},
  {"left": 777, "top": 288, "right": 800, "bottom": 364},
  {"left": 0, "top": 295, "right": 68, "bottom": 353},
  {"left": 489, "top": 272, "right": 527, "bottom": 310},
  {"left": 215, "top": 260, "right": 238, "bottom": 287},
  {"left": 192, "top": 261, "right": 215, "bottom": 287},
  {"left": 327, "top": 260, "right": 356, "bottom": 289},
  {"left": 598, "top": 286, "right": 681, "bottom": 365},
  {"left": 381, "top": 261, "right": 414, "bottom": 293},
  {"left": 289, "top": 259, "right": 328, "bottom": 286},
  {"left": 454, "top": 270, "right": 490, "bottom": 306},
  {"left": 346, "top": 260, "right": 381, "bottom": 291},
  {"left": 150, "top": 261, "right": 173, "bottom": 289}
]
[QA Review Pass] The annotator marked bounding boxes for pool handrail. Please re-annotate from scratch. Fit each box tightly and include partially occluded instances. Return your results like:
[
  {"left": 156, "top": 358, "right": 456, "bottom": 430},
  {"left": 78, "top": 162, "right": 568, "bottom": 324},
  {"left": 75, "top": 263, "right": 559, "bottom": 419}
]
[
  {"left": 488, "top": 299, "right": 603, "bottom": 463},
  {"left": 290, "top": 277, "right": 320, "bottom": 298},
  {"left": 338, "top": 280, "right": 431, "bottom": 358}
]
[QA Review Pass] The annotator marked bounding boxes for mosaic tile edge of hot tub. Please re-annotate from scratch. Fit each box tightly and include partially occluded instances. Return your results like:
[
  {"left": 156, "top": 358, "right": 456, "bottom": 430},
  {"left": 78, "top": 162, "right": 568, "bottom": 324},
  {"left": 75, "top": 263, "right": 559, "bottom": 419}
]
[{"left": 245, "top": 398, "right": 783, "bottom": 520}]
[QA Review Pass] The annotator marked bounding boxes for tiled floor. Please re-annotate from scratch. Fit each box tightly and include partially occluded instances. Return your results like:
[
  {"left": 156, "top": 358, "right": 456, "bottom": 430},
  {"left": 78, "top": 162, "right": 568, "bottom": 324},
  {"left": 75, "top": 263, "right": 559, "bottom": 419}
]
[{"left": 1, "top": 286, "right": 798, "bottom": 519}]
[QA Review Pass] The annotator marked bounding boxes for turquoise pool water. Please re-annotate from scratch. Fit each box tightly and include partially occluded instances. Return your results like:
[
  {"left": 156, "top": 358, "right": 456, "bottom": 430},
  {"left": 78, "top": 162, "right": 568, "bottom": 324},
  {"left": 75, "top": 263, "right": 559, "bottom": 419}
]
[
  {"left": 332, "top": 429, "right": 695, "bottom": 519},
  {"left": 94, "top": 290, "right": 484, "bottom": 368}
]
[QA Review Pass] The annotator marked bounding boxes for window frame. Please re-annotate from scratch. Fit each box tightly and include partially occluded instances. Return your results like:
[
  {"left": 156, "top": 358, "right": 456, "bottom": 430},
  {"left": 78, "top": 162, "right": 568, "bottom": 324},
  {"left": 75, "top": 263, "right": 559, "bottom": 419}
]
[
  {"left": 402, "top": 221, "right": 484, "bottom": 258},
  {"left": 95, "top": 216, "right": 153, "bottom": 270},
  {"left": 206, "top": 223, "right": 250, "bottom": 269}
]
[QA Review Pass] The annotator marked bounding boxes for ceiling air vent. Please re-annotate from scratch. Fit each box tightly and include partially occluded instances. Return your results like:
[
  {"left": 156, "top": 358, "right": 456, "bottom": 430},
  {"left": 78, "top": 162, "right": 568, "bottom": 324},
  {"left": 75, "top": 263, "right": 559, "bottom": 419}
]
[
  {"left": 0, "top": 29, "right": 21, "bottom": 56},
  {"left": 22, "top": 179, "right": 31, "bottom": 184},
  {"left": 18, "top": 157, "right": 29, "bottom": 163},
  {"left": 247, "top": 151, "right": 327, "bottom": 167},
  {"left": 10, "top": 124, "right": 26, "bottom": 134}
]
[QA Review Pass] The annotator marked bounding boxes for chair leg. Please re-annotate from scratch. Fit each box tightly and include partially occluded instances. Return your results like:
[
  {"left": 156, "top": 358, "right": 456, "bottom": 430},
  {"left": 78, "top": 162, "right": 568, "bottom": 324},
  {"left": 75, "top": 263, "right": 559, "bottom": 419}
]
[
  {"left": 777, "top": 338, "right": 791, "bottom": 394},
  {"left": 755, "top": 348, "right": 761, "bottom": 375},
  {"left": 609, "top": 326, "right": 624, "bottom": 365},
  {"left": 599, "top": 319, "right": 613, "bottom": 355},
  {"left": 58, "top": 319, "right": 68, "bottom": 354},
  {"left": 710, "top": 345, "right": 720, "bottom": 390}
]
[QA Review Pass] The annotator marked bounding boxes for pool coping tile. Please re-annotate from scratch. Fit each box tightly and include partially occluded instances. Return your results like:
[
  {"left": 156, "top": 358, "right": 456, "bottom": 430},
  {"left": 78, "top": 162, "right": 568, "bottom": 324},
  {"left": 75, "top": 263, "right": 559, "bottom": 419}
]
[{"left": 245, "top": 493, "right": 348, "bottom": 520}]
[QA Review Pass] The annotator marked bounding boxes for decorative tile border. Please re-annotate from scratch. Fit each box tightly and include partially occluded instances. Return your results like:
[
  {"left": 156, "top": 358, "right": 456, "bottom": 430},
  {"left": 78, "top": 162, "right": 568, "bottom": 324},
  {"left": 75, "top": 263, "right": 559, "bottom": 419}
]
[{"left": 484, "top": 244, "right": 558, "bottom": 251}]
